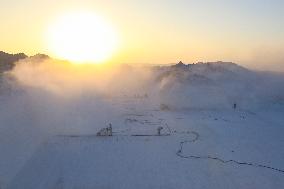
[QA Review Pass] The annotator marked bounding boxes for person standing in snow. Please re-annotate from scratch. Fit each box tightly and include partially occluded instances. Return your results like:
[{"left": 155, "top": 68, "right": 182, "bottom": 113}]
[{"left": 157, "top": 126, "right": 163, "bottom": 136}]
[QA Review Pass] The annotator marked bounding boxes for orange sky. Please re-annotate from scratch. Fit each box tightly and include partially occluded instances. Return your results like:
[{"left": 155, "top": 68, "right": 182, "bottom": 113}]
[{"left": 1, "top": 0, "right": 283, "bottom": 71}]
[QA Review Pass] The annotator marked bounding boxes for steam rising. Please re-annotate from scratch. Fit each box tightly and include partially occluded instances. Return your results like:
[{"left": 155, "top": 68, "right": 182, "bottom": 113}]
[{"left": 9, "top": 57, "right": 153, "bottom": 97}]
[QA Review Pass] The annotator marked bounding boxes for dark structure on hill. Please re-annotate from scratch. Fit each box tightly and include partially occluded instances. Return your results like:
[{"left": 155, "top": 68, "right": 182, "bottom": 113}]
[{"left": 171, "top": 61, "right": 190, "bottom": 70}]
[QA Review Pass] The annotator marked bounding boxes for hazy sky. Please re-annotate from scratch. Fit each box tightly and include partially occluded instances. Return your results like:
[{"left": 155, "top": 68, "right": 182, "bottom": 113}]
[{"left": 1, "top": 0, "right": 283, "bottom": 70}]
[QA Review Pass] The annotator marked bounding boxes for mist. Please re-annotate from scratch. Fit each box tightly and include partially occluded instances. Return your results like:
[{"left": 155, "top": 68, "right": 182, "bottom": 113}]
[
  {"left": 245, "top": 46, "right": 284, "bottom": 72},
  {"left": 1, "top": 57, "right": 284, "bottom": 187}
]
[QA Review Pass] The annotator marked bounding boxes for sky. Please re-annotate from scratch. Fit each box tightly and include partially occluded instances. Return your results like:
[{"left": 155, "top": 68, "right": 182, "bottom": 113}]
[{"left": 1, "top": 0, "right": 283, "bottom": 70}]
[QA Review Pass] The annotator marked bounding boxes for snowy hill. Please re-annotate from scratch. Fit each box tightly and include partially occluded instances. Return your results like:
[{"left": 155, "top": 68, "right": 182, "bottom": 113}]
[{"left": 155, "top": 61, "right": 284, "bottom": 110}]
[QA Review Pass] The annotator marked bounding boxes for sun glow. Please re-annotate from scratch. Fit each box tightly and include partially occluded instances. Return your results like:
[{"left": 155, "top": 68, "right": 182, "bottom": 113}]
[{"left": 46, "top": 11, "right": 119, "bottom": 64}]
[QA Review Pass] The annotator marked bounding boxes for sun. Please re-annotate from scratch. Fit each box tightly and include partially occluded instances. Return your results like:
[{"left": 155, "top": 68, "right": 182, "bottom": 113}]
[{"left": 46, "top": 11, "right": 118, "bottom": 64}]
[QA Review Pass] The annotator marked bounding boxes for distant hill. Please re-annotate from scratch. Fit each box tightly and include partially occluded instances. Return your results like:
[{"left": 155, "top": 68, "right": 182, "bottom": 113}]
[{"left": 0, "top": 51, "right": 27, "bottom": 72}]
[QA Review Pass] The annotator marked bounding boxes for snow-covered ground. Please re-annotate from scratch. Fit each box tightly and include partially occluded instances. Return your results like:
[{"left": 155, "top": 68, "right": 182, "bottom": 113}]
[{"left": 0, "top": 60, "right": 284, "bottom": 189}]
